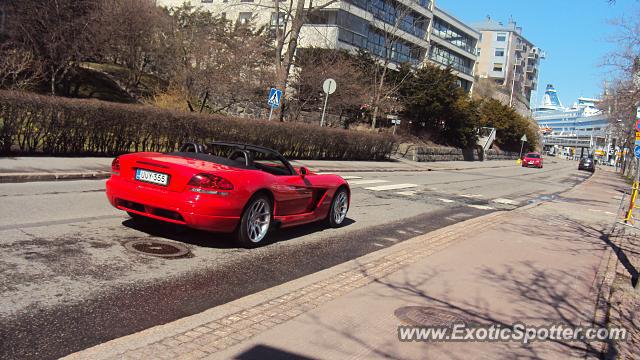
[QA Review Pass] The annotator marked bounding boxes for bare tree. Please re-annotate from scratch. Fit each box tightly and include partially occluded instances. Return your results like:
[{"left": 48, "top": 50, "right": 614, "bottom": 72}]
[
  {"left": 602, "top": 11, "right": 640, "bottom": 174},
  {"left": 162, "top": 4, "right": 275, "bottom": 114},
  {"left": 0, "top": 45, "right": 43, "bottom": 90},
  {"left": 364, "top": 3, "right": 425, "bottom": 129},
  {"left": 292, "top": 48, "right": 369, "bottom": 125},
  {"left": 7, "top": 0, "right": 98, "bottom": 95},
  {"left": 93, "top": 0, "right": 170, "bottom": 94}
]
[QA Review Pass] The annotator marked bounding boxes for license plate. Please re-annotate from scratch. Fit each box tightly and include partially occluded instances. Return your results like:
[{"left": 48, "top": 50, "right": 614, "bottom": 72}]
[
  {"left": 529, "top": 161, "right": 534, "bottom": 164},
  {"left": 135, "top": 168, "right": 169, "bottom": 186}
]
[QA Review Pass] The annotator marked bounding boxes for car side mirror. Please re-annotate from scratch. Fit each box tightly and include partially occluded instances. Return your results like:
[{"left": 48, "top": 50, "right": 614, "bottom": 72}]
[{"left": 299, "top": 167, "right": 309, "bottom": 177}]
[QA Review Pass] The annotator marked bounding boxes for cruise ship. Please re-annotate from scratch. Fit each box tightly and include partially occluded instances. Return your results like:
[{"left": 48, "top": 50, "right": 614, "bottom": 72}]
[{"left": 533, "top": 84, "right": 609, "bottom": 156}]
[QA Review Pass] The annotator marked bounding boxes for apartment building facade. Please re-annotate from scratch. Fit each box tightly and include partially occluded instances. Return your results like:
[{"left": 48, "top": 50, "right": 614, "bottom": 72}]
[
  {"left": 157, "top": 0, "right": 478, "bottom": 91},
  {"left": 472, "top": 17, "right": 544, "bottom": 106}
]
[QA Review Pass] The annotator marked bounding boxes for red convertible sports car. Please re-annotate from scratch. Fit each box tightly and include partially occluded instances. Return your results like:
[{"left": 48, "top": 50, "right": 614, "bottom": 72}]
[{"left": 106, "top": 142, "right": 350, "bottom": 247}]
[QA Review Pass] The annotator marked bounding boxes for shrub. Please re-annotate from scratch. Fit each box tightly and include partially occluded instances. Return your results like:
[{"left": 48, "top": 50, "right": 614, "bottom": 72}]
[{"left": 0, "top": 91, "right": 397, "bottom": 160}]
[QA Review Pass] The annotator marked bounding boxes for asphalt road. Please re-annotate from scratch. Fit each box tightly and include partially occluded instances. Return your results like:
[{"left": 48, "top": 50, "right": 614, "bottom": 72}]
[{"left": 0, "top": 158, "right": 593, "bottom": 359}]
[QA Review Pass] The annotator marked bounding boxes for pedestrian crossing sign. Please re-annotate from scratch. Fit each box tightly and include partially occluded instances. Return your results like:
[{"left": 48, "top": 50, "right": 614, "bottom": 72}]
[{"left": 267, "top": 88, "right": 282, "bottom": 109}]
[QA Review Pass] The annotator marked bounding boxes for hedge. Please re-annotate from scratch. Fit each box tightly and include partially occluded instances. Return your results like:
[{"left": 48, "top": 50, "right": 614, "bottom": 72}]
[{"left": 0, "top": 91, "right": 397, "bottom": 160}]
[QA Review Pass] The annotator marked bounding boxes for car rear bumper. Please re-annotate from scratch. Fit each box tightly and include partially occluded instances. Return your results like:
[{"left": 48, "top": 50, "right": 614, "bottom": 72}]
[{"left": 106, "top": 176, "right": 241, "bottom": 232}]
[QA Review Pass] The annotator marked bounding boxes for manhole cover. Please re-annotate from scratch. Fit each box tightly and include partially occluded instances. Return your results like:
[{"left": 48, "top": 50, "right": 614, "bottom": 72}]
[
  {"left": 124, "top": 239, "right": 190, "bottom": 259},
  {"left": 394, "top": 306, "right": 480, "bottom": 327}
]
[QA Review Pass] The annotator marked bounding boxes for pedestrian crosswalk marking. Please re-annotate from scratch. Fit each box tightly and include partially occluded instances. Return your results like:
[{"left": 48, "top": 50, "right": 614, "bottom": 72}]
[
  {"left": 341, "top": 176, "right": 363, "bottom": 180},
  {"left": 365, "top": 183, "right": 419, "bottom": 191},
  {"left": 397, "top": 191, "right": 418, "bottom": 196},
  {"left": 492, "top": 198, "right": 519, "bottom": 206},
  {"left": 467, "top": 204, "right": 494, "bottom": 210},
  {"left": 439, "top": 198, "right": 455, "bottom": 203},
  {"left": 382, "top": 237, "right": 399, "bottom": 242},
  {"left": 349, "top": 179, "right": 389, "bottom": 185}
]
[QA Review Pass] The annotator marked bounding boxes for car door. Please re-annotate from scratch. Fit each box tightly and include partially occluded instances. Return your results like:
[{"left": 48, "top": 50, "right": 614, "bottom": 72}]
[
  {"left": 275, "top": 174, "right": 314, "bottom": 216},
  {"left": 253, "top": 155, "right": 313, "bottom": 216}
]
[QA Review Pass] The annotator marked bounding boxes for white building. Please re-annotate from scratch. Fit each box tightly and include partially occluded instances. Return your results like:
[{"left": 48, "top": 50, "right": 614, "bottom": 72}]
[{"left": 157, "top": 0, "right": 479, "bottom": 91}]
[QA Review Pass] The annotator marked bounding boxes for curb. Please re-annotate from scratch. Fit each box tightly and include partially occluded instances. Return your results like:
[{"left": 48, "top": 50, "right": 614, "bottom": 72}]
[
  {"left": 0, "top": 171, "right": 111, "bottom": 183},
  {"left": 0, "top": 164, "right": 519, "bottom": 183}
]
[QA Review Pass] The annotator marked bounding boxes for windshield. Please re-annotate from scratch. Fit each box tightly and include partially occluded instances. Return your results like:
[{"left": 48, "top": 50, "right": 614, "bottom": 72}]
[{"left": 526, "top": 154, "right": 540, "bottom": 159}]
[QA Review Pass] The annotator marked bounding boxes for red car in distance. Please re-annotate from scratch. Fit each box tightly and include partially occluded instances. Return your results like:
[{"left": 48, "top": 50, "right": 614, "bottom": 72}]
[
  {"left": 106, "top": 142, "right": 350, "bottom": 247},
  {"left": 521, "top": 152, "right": 543, "bottom": 168}
]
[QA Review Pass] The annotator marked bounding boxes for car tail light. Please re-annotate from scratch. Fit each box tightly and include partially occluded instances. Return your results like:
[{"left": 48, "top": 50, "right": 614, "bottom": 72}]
[
  {"left": 188, "top": 174, "right": 233, "bottom": 193},
  {"left": 111, "top": 157, "right": 120, "bottom": 175}
]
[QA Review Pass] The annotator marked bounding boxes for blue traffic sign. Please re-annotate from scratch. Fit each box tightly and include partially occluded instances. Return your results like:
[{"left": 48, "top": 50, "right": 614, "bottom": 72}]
[
  {"left": 634, "top": 145, "right": 640, "bottom": 159},
  {"left": 267, "top": 88, "right": 282, "bottom": 109}
]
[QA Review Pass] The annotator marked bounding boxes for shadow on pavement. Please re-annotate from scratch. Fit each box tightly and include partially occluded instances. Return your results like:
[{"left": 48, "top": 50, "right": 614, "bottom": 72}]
[
  {"left": 234, "top": 344, "right": 316, "bottom": 360},
  {"left": 121, "top": 217, "right": 356, "bottom": 249}
]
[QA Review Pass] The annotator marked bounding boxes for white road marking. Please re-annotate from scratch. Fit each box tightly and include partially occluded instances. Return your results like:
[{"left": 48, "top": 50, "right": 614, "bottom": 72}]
[
  {"left": 349, "top": 179, "right": 389, "bottom": 185},
  {"left": 439, "top": 198, "right": 455, "bottom": 203},
  {"left": 467, "top": 204, "right": 494, "bottom": 210},
  {"left": 315, "top": 172, "right": 334, "bottom": 175},
  {"left": 396, "top": 230, "right": 408, "bottom": 234},
  {"left": 604, "top": 211, "right": 616, "bottom": 216},
  {"left": 397, "top": 191, "right": 418, "bottom": 196},
  {"left": 341, "top": 175, "right": 363, "bottom": 180},
  {"left": 492, "top": 198, "right": 520, "bottom": 206},
  {"left": 382, "top": 237, "right": 399, "bottom": 242},
  {"left": 373, "top": 243, "right": 386, "bottom": 247},
  {"left": 460, "top": 194, "right": 483, "bottom": 199},
  {"left": 365, "top": 183, "right": 419, "bottom": 191},
  {"left": 588, "top": 209, "right": 603, "bottom": 213}
]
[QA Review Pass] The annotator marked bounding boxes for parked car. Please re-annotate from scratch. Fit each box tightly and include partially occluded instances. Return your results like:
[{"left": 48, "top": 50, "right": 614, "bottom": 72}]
[
  {"left": 578, "top": 157, "right": 596, "bottom": 173},
  {"left": 106, "top": 142, "right": 350, "bottom": 247},
  {"left": 522, "top": 152, "right": 544, "bottom": 168}
]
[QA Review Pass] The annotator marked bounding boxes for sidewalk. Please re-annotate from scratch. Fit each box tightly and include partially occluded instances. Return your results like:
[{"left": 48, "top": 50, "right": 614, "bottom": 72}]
[
  {"left": 0, "top": 156, "right": 519, "bottom": 183},
  {"left": 65, "top": 171, "right": 629, "bottom": 359}
]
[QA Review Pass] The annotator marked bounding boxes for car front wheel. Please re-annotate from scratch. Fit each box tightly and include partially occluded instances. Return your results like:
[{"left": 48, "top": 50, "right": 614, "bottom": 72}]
[
  {"left": 327, "top": 188, "right": 349, "bottom": 227},
  {"left": 236, "top": 194, "right": 272, "bottom": 248}
]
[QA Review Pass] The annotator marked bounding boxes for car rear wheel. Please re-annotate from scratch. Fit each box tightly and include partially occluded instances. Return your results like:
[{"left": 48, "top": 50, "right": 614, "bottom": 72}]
[
  {"left": 236, "top": 194, "right": 272, "bottom": 248},
  {"left": 326, "top": 188, "right": 349, "bottom": 227}
]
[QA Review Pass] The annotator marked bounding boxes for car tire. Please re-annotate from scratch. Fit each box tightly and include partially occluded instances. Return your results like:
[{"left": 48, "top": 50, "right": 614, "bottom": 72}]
[
  {"left": 326, "top": 187, "right": 349, "bottom": 228},
  {"left": 236, "top": 194, "right": 272, "bottom": 248}
]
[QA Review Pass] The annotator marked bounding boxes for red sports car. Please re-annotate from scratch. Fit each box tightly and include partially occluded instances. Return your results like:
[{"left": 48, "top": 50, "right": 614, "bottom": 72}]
[
  {"left": 521, "top": 152, "right": 543, "bottom": 168},
  {"left": 106, "top": 142, "right": 350, "bottom": 247}
]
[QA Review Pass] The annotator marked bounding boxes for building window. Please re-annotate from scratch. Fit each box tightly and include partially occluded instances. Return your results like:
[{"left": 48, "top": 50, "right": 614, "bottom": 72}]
[
  {"left": 494, "top": 48, "right": 505, "bottom": 57},
  {"left": 270, "top": 12, "right": 287, "bottom": 26},
  {"left": 497, "top": 33, "right": 507, "bottom": 42},
  {"left": 476, "top": 48, "right": 481, "bottom": 55},
  {"left": 201, "top": 0, "right": 213, "bottom": 3},
  {"left": 492, "top": 63, "right": 503, "bottom": 72},
  {"left": 238, "top": 12, "right": 252, "bottom": 25},
  {"left": 431, "top": 17, "right": 476, "bottom": 54},
  {"left": 429, "top": 44, "right": 474, "bottom": 75}
]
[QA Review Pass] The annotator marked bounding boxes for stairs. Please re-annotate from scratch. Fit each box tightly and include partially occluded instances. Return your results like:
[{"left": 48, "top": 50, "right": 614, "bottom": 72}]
[{"left": 476, "top": 127, "right": 496, "bottom": 161}]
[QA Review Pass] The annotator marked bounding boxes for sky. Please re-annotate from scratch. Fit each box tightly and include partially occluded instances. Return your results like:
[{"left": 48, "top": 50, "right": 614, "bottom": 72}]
[{"left": 438, "top": 0, "right": 638, "bottom": 107}]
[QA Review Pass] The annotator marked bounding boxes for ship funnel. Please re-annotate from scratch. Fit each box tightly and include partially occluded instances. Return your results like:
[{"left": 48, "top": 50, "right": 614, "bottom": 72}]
[{"left": 541, "top": 84, "right": 563, "bottom": 109}]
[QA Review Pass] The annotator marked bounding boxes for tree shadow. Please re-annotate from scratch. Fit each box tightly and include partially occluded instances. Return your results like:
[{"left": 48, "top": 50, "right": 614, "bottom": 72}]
[{"left": 293, "top": 246, "right": 618, "bottom": 359}]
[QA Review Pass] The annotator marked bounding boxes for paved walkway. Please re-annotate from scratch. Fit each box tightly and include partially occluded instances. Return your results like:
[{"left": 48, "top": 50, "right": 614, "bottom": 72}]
[
  {"left": 0, "top": 156, "right": 519, "bottom": 183},
  {"left": 64, "top": 170, "right": 627, "bottom": 359}
]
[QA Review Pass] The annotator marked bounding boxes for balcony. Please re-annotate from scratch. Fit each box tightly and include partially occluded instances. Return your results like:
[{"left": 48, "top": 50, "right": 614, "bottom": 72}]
[
  {"left": 514, "top": 59, "right": 523, "bottom": 67},
  {"left": 526, "top": 65, "right": 536, "bottom": 73},
  {"left": 515, "top": 44, "right": 526, "bottom": 52}
]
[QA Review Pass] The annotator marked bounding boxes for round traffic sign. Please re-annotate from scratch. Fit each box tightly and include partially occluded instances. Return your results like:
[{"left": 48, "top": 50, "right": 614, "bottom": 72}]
[
  {"left": 323, "top": 78, "right": 337, "bottom": 95},
  {"left": 635, "top": 145, "right": 640, "bottom": 159},
  {"left": 636, "top": 120, "right": 640, "bottom": 131}
]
